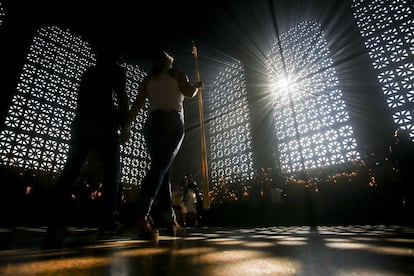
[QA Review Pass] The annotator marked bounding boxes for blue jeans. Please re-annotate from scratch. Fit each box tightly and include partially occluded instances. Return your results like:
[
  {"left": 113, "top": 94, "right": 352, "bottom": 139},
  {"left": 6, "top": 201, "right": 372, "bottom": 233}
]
[{"left": 137, "top": 109, "right": 184, "bottom": 222}]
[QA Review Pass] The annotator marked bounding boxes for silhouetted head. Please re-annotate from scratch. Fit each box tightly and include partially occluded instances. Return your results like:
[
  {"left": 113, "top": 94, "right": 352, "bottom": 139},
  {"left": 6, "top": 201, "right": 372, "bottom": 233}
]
[
  {"left": 93, "top": 41, "right": 123, "bottom": 66},
  {"left": 150, "top": 50, "right": 174, "bottom": 76}
]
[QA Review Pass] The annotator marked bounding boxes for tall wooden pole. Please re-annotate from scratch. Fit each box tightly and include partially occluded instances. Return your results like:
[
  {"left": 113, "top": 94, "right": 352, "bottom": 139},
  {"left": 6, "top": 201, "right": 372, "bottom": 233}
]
[{"left": 192, "top": 41, "right": 210, "bottom": 209}]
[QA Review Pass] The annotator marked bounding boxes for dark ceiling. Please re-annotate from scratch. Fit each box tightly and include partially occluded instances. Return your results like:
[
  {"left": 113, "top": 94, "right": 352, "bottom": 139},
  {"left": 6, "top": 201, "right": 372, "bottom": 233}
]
[
  {"left": 1, "top": 0, "right": 348, "bottom": 59},
  {"left": 1, "top": 0, "right": 227, "bottom": 59}
]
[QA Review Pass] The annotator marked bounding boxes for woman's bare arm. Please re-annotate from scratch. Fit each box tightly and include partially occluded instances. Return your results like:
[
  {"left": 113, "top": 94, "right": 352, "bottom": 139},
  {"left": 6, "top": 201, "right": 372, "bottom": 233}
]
[{"left": 169, "top": 69, "right": 200, "bottom": 98}]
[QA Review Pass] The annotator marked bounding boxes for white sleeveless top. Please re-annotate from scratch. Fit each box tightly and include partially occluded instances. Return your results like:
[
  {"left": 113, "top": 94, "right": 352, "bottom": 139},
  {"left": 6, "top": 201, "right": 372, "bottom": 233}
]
[{"left": 147, "top": 72, "right": 185, "bottom": 113}]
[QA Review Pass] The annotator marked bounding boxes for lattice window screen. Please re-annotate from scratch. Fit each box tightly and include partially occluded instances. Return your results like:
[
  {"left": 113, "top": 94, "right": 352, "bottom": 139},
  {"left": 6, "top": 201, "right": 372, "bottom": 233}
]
[
  {"left": 0, "top": 26, "right": 94, "bottom": 172},
  {"left": 351, "top": 0, "right": 414, "bottom": 138},
  {"left": 209, "top": 61, "right": 255, "bottom": 186},
  {"left": 267, "top": 20, "right": 360, "bottom": 173}
]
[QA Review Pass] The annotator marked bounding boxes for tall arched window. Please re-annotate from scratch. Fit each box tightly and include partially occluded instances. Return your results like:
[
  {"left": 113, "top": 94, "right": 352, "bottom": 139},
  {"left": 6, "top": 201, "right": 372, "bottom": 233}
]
[
  {"left": 351, "top": 0, "right": 414, "bottom": 138},
  {"left": 0, "top": 26, "right": 94, "bottom": 172},
  {"left": 268, "top": 20, "right": 360, "bottom": 174},
  {"left": 209, "top": 61, "right": 254, "bottom": 186},
  {"left": 0, "top": 25, "right": 150, "bottom": 187}
]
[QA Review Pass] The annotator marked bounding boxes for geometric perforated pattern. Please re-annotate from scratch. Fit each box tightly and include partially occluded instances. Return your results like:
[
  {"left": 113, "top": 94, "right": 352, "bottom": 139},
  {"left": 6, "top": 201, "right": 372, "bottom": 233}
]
[
  {"left": 0, "top": 2, "right": 4, "bottom": 26},
  {"left": 0, "top": 25, "right": 150, "bottom": 186},
  {"left": 119, "top": 63, "right": 150, "bottom": 186},
  {"left": 352, "top": 0, "right": 414, "bottom": 138},
  {"left": 209, "top": 61, "right": 255, "bottom": 186},
  {"left": 267, "top": 20, "right": 360, "bottom": 174},
  {"left": 0, "top": 26, "right": 94, "bottom": 172}
]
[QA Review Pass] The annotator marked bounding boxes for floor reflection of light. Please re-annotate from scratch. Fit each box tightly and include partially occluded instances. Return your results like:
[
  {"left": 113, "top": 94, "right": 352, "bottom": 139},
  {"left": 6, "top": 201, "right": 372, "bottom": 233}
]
[
  {"left": 351, "top": 237, "right": 378, "bottom": 242},
  {"left": 239, "top": 229, "right": 255, "bottom": 234},
  {"left": 294, "top": 230, "right": 311, "bottom": 235},
  {"left": 267, "top": 235, "right": 289, "bottom": 240},
  {"left": 251, "top": 234, "right": 272, "bottom": 239},
  {"left": 326, "top": 241, "right": 370, "bottom": 250},
  {"left": 282, "top": 237, "right": 307, "bottom": 241},
  {"left": 215, "top": 230, "right": 237, "bottom": 234},
  {"left": 367, "top": 245, "right": 414, "bottom": 257},
  {"left": 266, "top": 236, "right": 308, "bottom": 246},
  {"left": 84, "top": 240, "right": 149, "bottom": 250},
  {"left": 386, "top": 238, "right": 414, "bottom": 243},
  {"left": 116, "top": 247, "right": 169, "bottom": 257},
  {"left": 229, "top": 235, "right": 246, "bottom": 239},
  {"left": 336, "top": 232, "right": 355, "bottom": 236},
  {"left": 365, "top": 231, "right": 389, "bottom": 236},
  {"left": 317, "top": 227, "right": 340, "bottom": 235},
  {"left": 202, "top": 256, "right": 301, "bottom": 276},
  {"left": 158, "top": 236, "right": 181, "bottom": 241},
  {"left": 256, "top": 230, "right": 279, "bottom": 235},
  {"left": 14, "top": 226, "right": 48, "bottom": 233},
  {"left": 183, "top": 236, "right": 207, "bottom": 241},
  {"left": 197, "top": 249, "right": 264, "bottom": 264},
  {"left": 208, "top": 238, "right": 243, "bottom": 245},
  {"left": 0, "top": 256, "right": 110, "bottom": 275},
  {"left": 326, "top": 238, "right": 414, "bottom": 257},
  {"left": 203, "top": 233, "right": 221, "bottom": 238},
  {"left": 243, "top": 241, "right": 275, "bottom": 248},
  {"left": 324, "top": 238, "right": 354, "bottom": 243},
  {"left": 336, "top": 267, "right": 400, "bottom": 276},
  {"left": 171, "top": 247, "right": 215, "bottom": 256},
  {"left": 319, "top": 230, "right": 355, "bottom": 236},
  {"left": 276, "top": 240, "right": 307, "bottom": 246},
  {"left": 0, "top": 248, "right": 35, "bottom": 257},
  {"left": 0, "top": 247, "right": 93, "bottom": 260}
]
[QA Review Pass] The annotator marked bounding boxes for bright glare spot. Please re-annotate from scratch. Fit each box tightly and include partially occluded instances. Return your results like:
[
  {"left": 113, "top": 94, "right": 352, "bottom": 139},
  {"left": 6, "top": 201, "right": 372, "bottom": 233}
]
[
  {"left": 277, "top": 75, "right": 291, "bottom": 90},
  {"left": 271, "top": 73, "right": 299, "bottom": 103},
  {"left": 277, "top": 74, "right": 297, "bottom": 92}
]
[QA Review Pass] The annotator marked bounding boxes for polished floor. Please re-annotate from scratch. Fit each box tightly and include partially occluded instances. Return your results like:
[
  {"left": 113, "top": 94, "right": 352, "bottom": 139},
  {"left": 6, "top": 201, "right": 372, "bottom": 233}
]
[{"left": 0, "top": 224, "right": 413, "bottom": 275}]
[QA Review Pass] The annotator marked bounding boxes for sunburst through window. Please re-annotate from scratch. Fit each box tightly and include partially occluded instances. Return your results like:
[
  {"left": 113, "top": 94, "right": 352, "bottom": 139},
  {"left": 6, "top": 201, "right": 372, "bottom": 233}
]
[{"left": 267, "top": 20, "right": 360, "bottom": 174}]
